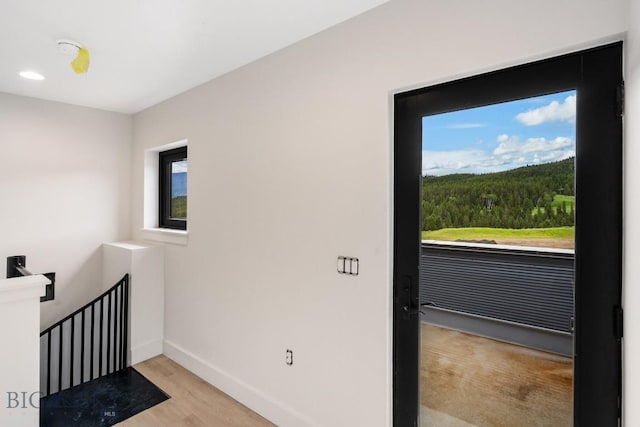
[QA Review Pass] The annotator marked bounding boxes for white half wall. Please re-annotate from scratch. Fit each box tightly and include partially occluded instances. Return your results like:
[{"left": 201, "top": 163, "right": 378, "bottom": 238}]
[
  {"left": 131, "top": 0, "right": 629, "bottom": 425},
  {"left": 0, "top": 93, "right": 132, "bottom": 329},
  {"left": 0, "top": 275, "right": 47, "bottom": 427},
  {"left": 103, "top": 241, "right": 165, "bottom": 365}
]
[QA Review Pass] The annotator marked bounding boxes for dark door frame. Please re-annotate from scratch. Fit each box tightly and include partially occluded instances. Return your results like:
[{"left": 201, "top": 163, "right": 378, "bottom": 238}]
[{"left": 393, "top": 42, "right": 623, "bottom": 426}]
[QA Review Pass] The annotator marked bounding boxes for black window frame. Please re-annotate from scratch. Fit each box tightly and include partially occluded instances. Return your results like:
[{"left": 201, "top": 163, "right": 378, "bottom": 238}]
[{"left": 159, "top": 146, "right": 187, "bottom": 230}]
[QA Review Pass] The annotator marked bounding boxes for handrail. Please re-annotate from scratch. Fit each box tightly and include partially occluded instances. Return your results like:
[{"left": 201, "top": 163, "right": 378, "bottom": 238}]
[
  {"left": 6, "top": 255, "right": 55, "bottom": 302},
  {"left": 40, "top": 274, "right": 129, "bottom": 397},
  {"left": 40, "top": 274, "right": 128, "bottom": 336}
]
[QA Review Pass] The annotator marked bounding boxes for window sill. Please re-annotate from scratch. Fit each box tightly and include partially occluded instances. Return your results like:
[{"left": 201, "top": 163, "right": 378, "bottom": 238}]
[{"left": 141, "top": 228, "right": 188, "bottom": 246}]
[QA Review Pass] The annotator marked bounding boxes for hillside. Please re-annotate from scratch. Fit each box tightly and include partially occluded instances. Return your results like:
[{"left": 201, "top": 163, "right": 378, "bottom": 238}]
[{"left": 422, "top": 158, "right": 575, "bottom": 231}]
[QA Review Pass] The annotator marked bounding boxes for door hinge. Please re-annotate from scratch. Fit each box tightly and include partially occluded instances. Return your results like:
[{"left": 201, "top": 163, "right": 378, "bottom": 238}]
[
  {"left": 616, "top": 81, "right": 625, "bottom": 117},
  {"left": 614, "top": 305, "right": 623, "bottom": 340},
  {"left": 618, "top": 392, "right": 623, "bottom": 426}
]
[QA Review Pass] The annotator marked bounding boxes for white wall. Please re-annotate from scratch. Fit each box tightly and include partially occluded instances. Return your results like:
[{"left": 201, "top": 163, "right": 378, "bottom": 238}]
[
  {"left": 0, "top": 93, "right": 132, "bottom": 329},
  {"left": 0, "top": 275, "right": 47, "bottom": 427},
  {"left": 103, "top": 242, "right": 165, "bottom": 365},
  {"left": 624, "top": 0, "right": 639, "bottom": 424},
  {"left": 132, "top": 0, "right": 629, "bottom": 425}
]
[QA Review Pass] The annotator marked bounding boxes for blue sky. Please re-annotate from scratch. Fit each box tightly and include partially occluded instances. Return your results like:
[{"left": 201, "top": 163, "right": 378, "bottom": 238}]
[{"left": 422, "top": 90, "right": 576, "bottom": 176}]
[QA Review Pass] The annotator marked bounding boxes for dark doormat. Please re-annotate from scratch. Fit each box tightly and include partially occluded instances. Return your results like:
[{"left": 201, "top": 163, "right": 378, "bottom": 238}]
[{"left": 40, "top": 367, "right": 170, "bottom": 427}]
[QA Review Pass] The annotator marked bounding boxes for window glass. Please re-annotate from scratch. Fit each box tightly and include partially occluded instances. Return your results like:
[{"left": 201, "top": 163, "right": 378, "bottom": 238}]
[
  {"left": 171, "top": 160, "right": 187, "bottom": 220},
  {"left": 159, "top": 146, "right": 187, "bottom": 230},
  {"left": 422, "top": 90, "right": 576, "bottom": 249}
]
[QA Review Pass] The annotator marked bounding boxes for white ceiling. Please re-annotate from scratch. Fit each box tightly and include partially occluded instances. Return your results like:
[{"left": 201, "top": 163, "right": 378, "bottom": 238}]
[{"left": 0, "top": 0, "right": 388, "bottom": 113}]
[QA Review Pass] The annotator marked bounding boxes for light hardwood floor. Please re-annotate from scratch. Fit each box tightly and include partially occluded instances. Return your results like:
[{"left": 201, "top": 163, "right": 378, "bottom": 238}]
[
  {"left": 120, "top": 326, "right": 571, "bottom": 427},
  {"left": 119, "top": 355, "right": 275, "bottom": 427}
]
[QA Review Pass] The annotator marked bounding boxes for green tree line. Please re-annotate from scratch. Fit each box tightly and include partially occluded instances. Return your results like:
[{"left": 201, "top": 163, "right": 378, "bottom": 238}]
[{"left": 422, "top": 158, "right": 575, "bottom": 231}]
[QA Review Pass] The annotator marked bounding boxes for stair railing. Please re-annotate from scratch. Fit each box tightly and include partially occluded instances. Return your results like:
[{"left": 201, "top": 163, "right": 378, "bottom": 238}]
[
  {"left": 39, "top": 274, "right": 129, "bottom": 397},
  {"left": 6, "top": 255, "right": 55, "bottom": 302}
]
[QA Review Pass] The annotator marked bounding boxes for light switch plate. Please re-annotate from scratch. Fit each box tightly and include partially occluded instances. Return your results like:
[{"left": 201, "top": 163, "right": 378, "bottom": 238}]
[{"left": 337, "top": 256, "right": 359, "bottom": 276}]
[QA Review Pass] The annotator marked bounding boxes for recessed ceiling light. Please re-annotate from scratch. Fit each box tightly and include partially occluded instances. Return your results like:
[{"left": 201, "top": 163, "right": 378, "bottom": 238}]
[{"left": 19, "top": 71, "right": 45, "bottom": 81}]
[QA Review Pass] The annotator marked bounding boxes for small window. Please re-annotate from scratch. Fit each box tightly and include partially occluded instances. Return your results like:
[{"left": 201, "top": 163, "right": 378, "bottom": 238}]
[{"left": 159, "top": 146, "right": 187, "bottom": 230}]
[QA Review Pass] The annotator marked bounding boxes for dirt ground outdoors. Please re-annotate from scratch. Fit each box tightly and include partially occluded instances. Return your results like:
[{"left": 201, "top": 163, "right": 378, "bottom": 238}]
[{"left": 421, "top": 324, "right": 573, "bottom": 427}]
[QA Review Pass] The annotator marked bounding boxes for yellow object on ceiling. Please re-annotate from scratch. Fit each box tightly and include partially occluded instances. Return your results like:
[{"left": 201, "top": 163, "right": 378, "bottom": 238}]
[{"left": 71, "top": 47, "right": 90, "bottom": 74}]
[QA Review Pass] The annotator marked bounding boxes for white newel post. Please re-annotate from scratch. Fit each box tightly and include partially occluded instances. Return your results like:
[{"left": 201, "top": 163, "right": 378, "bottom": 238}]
[
  {"left": 102, "top": 242, "right": 164, "bottom": 366},
  {"left": 0, "top": 275, "right": 48, "bottom": 427}
]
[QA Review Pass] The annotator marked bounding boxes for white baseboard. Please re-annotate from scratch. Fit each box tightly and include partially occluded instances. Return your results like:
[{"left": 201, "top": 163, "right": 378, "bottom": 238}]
[
  {"left": 163, "top": 339, "right": 319, "bottom": 427},
  {"left": 131, "top": 338, "right": 163, "bottom": 365}
]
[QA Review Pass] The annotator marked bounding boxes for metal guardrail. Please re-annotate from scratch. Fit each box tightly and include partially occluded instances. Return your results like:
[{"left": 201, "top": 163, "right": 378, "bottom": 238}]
[
  {"left": 420, "top": 241, "right": 574, "bottom": 355},
  {"left": 40, "top": 274, "right": 129, "bottom": 397}
]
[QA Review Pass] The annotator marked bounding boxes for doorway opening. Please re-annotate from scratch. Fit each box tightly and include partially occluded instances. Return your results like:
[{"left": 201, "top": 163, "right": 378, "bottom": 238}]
[{"left": 393, "top": 43, "right": 622, "bottom": 426}]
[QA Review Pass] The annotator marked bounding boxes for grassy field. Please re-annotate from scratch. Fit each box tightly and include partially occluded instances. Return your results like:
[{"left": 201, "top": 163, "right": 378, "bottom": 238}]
[
  {"left": 552, "top": 195, "right": 575, "bottom": 206},
  {"left": 532, "top": 194, "right": 575, "bottom": 216},
  {"left": 171, "top": 196, "right": 187, "bottom": 219},
  {"left": 422, "top": 226, "right": 575, "bottom": 241}
]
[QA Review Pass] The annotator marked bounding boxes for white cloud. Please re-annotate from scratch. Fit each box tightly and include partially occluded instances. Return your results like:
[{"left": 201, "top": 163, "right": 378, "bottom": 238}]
[
  {"left": 422, "top": 148, "right": 510, "bottom": 176},
  {"left": 446, "top": 123, "right": 488, "bottom": 129},
  {"left": 492, "top": 135, "right": 574, "bottom": 167},
  {"left": 516, "top": 95, "right": 576, "bottom": 126},
  {"left": 493, "top": 135, "right": 573, "bottom": 156},
  {"left": 423, "top": 134, "right": 575, "bottom": 176},
  {"left": 172, "top": 160, "right": 188, "bottom": 173}
]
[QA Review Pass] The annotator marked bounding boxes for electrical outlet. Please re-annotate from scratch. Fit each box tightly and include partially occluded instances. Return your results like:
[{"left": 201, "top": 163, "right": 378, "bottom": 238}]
[{"left": 285, "top": 349, "right": 293, "bottom": 366}]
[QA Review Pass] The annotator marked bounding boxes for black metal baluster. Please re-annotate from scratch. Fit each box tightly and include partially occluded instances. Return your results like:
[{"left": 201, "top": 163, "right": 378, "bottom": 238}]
[
  {"left": 107, "top": 292, "right": 112, "bottom": 373},
  {"left": 119, "top": 282, "right": 124, "bottom": 370},
  {"left": 123, "top": 277, "right": 129, "bottom": 368},
  {"left": 112, "top": 289, "right": 116, "bottom": 372},
  {"left": 90, "top": 305, "right": 95, "bottom": 380},
  {"left": 58, "top": 325, "right": 63, "bottom": 392},
  {"left": 99, "top": 298, "right": 104, "bottom": 376},
  {"left": 70, "top": 315, "right": 75, "bottom": 387},
  {"left": 80, "top": 310, "right": 85, "bottom": 382},
  {"left": 114, "top": 286, "right": 120, "bottom": 371},
  {"left": 112, "top": 288, "right": 116, "bottom": 372},
  {"left": 46, "top": 332, "right": 51, "bottom": 396}
]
